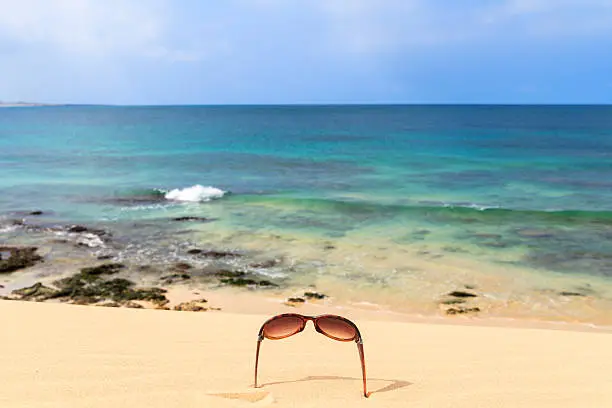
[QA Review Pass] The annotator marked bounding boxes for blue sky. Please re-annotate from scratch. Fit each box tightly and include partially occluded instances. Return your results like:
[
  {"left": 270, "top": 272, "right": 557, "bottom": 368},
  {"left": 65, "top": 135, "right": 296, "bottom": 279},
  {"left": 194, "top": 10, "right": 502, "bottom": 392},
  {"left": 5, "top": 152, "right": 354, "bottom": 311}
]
[{"left": 1, "top": 0, "right": 611, "bottom": 104}]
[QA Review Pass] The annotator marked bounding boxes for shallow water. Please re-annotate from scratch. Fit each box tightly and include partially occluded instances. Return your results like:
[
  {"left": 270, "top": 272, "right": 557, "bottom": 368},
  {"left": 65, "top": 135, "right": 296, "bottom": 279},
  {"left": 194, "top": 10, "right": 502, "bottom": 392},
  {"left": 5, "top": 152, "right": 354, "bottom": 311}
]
[{"left": 2, "top": 105, "right": 612, "bottom": 324}]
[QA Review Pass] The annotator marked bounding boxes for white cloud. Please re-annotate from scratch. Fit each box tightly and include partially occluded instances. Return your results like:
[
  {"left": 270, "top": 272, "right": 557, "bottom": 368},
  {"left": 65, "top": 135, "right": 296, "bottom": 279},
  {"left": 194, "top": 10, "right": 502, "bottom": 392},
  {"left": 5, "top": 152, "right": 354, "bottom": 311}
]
[
  {"left": 0, "top": 0, "right": 200, "bottom": 60},
  {"left": 306, "top": 0, "right": 612, "bottom": 54},
  {"left": 481, "top": 0, "right": 612, "bottom": 37},
  {"left": 2, "top": 0, "right": 609, "bottom": 62},
  {"left": 316, "top": 0, "right": 425, "bottom": 53},
  {"left": 1, "top": 0, "right": 610, "bottom": 104}
]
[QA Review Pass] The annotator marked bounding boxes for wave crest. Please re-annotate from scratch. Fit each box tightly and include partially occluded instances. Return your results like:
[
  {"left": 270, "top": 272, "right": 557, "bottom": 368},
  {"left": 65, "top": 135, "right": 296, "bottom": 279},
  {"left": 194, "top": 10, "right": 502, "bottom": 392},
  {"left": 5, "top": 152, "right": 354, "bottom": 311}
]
[{"left": 164, "top": 185, "right": 226, "bottom": 202}]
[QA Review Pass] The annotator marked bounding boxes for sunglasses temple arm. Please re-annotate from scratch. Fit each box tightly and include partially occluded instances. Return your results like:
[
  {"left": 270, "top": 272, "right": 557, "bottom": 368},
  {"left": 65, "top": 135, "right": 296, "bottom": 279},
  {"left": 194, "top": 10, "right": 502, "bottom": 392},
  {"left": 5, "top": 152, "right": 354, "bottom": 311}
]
[
  {"left": 357, "top": 339, "right": 370, "bottom": 398},
  {"left": 254, "top": 333, "right": 264, "bottom": 388}
]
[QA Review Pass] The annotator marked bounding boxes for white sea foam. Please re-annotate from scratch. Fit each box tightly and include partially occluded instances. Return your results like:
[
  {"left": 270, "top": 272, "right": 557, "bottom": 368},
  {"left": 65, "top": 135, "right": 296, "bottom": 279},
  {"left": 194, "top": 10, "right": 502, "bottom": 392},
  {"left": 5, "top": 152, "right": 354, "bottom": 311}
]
[
  {"left": 442, "top": 202, "right": 500, "bottom": 211},
  {"left": 253, "top": 269, "right": 288, "bottom": 279},
  {"left": 119, "top": 203, "right": 173, "bottom": 213},
  {"left": 164, "top": 185, "right": 226, "bottom": 202},
  {"left": 0, "top": 225, "right": 18, "bottom": 233},
  {"left": 74, "top": 233, "right": 105, "bottom": 248},
  {"left": 54, "top": 230, "right": 105, "bottom": 248}
]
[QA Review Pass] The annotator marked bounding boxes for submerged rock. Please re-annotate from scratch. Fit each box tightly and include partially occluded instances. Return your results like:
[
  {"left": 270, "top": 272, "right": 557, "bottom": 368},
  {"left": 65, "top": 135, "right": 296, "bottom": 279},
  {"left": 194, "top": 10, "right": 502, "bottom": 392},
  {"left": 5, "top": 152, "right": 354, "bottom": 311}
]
[
  {"left": 80, "top": 263, "right": 125, "bottom": 281},
  {"left": 160, "top": 273, "right": 191, "bottom": 284},
  {"left": 447, "top": 291, "right": 478, "bottom": 298},
  {"left": 96, "top": 255, "right": 114, "bottom": 260},
  {"left": 249, "top": 259, "right": 281, "bottom": 268},
  {"left": 191, "top": 250, "right": 243, "bottom": 259},
  {"left": 103, "top": 194, "right": 166, "bottom": 206},
  {"left": 440, "top": 298, "right": 466, "bottom": 305},
  {"left": 158, "top": 263, "right": 194, "bottom": 284},
  {"left": 473, "top": 233, "right": 502, "bottom": 239},
  {"left": 446, "top": 307, "right": 481, "bottom": 315},
  {"left": 304, "top": 291, "right": 327, "bottom": 300},
  {"left": 172, "top": 216, "right": 216, "bottom": 222},
  {"left": 50, "top": 239, "right": 70, "bottom": 244},
  {"left": 283, "top": 298, "right": 306, "bottom": 307},
  {"left": 516, "top": 229, "right": 555, "bottom": 239},
  {"left": 59, "top": 225, "right": 111, "bottom": 248},
  {"left": 219, "top": 277, "right": 256, "bottom": 286},
  {"left": 9, "top": 210, "right": 44, "bottom": 217},
  {"left": 174, "top": 299, "right": 208, "bottom": 312},
  {"left": 442, "top": 246, "right": 469, "bottom": 253},
  {"left": 67, "top": 225, "right": 103, "bottom": 234},
  {"left": 0, "top": 246, "right": 43, "bottom": 273},
  {"left": 215, "top": 270, "right": 246, "bottom": 278},
  {"left": 172, "top": 262, "right": 193, "bottom": 271},
  {"left": 481, "top": 242, "right": 508, "bottom": 248},
  {"left": 220, "top": 277, "right": 278, "bottom": 287},
  {"left": 559, "top": 291, "right": 586, "bottom": 297}
]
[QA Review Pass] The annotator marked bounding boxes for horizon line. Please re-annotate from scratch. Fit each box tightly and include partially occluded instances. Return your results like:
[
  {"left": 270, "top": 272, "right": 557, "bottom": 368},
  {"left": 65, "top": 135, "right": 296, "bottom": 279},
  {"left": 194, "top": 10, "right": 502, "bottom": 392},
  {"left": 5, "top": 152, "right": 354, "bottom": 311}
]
[{"left": 3, "top": 102, "right": 612, "bottom": 108}]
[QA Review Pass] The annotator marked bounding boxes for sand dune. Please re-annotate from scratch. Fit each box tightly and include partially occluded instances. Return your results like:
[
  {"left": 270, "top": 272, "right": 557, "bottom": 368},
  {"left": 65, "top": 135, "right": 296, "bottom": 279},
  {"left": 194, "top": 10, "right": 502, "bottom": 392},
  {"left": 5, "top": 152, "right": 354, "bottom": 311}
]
[{"left": 1, "top": 300, "right": 611, "bottom": 407}]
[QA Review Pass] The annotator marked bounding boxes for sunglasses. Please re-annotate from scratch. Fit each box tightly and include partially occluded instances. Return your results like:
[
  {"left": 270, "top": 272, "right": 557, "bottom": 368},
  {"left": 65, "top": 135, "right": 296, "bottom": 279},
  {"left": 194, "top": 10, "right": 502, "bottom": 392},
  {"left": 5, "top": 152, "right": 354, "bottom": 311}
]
[{"left": 254, "top": 313, "right": 369, "bottom": 397}]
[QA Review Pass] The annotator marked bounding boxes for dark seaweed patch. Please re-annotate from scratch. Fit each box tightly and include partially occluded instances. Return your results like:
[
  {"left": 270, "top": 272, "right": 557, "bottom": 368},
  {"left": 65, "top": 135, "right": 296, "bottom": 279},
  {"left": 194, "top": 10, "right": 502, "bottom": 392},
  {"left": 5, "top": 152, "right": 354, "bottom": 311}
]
[{"left": 0, "top": 246, "right": 43, "bottom": 273}]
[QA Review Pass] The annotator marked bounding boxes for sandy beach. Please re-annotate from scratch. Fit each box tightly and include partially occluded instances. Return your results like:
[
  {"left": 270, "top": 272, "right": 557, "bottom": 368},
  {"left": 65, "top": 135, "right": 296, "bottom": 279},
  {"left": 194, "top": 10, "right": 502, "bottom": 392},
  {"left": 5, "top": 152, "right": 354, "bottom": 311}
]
[{"left": 1, "top": 299, "right": 611, "bottom": 408}]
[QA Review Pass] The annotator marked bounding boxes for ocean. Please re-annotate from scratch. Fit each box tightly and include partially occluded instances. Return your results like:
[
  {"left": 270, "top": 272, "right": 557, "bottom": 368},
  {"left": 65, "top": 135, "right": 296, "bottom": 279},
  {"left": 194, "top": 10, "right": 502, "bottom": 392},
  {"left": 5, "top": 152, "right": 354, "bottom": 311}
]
[{"left": 2, "top": 105, "right": 612, "bottom": 324}]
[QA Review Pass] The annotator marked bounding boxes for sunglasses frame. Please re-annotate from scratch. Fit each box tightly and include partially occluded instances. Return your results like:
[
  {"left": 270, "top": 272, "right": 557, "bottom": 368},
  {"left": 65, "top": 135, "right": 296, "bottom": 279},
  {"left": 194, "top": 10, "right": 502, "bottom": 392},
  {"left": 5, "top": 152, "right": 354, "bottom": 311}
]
[{"left": 254, "top": 313, "right": 369, "bottom": 397}]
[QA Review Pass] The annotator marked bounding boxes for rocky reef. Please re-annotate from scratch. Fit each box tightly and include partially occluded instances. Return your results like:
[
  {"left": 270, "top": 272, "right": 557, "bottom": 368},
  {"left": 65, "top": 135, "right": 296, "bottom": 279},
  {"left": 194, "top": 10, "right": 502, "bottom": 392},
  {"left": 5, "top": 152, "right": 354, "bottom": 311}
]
[
  {"left": 0, "top": 246, "right": 43, "bottom": 273},
  {"left": 7, "top": 263, "right": 170, "bottom": 308}
]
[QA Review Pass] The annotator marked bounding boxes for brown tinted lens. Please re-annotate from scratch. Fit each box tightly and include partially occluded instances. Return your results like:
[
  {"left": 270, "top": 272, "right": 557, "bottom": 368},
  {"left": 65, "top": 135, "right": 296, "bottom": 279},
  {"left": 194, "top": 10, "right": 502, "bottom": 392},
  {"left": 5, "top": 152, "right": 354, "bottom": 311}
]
[
  {"left": 317, "top": 317, "right": 357, "bottom": 340},
  {"left": 263, "top": 316, "right": 303, "bottom": 339}
]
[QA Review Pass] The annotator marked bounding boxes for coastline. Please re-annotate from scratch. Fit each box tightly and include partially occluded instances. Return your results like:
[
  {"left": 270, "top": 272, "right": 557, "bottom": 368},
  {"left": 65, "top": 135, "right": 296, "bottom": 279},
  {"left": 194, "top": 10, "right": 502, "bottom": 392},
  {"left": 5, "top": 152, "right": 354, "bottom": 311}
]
[
  {"left": 3, "top": 273, "right": 611, "bottom": 334},
  {"left": 0, "top": 102, "right": 65, "bottom": 107},
  {"left": 3, "top": 218, "right": 612, "bottom": 330}
]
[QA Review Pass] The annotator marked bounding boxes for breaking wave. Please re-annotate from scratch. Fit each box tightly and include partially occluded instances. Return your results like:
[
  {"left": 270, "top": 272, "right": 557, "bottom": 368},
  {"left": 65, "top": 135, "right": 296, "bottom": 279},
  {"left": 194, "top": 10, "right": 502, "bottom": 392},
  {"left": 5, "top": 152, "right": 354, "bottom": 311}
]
[
  {"left": 109, "top": 185, "right": 227, "bottom": 205},
  {"left": 163, "top": 185, "right": 226, "bottom": 202}
]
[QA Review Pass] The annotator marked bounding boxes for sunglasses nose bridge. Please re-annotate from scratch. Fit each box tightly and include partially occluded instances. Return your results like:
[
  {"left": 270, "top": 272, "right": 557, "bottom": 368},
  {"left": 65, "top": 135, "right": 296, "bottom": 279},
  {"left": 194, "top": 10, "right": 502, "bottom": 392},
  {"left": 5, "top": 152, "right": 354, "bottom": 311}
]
[
  {"left": 310, "top": 319, "right": 324, "bottom": 334},
  {"left": 301, "top": 317, "right": 316, "bottom": 331}
]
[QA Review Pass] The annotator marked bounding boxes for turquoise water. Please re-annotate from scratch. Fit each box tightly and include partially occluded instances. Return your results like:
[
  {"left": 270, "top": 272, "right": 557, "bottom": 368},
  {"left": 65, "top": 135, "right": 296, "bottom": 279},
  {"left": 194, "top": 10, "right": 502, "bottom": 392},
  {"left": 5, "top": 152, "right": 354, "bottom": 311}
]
[{"left": 2, "top": 105, "right": 612, "bottom": 322}]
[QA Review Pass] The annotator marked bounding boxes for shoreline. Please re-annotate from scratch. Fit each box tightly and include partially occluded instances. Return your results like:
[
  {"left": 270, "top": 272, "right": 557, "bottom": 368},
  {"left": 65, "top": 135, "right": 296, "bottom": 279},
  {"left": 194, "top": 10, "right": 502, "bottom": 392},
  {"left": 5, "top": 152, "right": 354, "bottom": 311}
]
[
  {"left": 3, "top": 286, "right": 612, "bottom": 334},
  {"left": 3, "top": 246, "right": 612, "bottom": 331},
  {"left": 161, "top": 285, "right": 612, "bottom": 334},
  {"left": 3, "top": 215, "right": 612, "bottom": 330}
]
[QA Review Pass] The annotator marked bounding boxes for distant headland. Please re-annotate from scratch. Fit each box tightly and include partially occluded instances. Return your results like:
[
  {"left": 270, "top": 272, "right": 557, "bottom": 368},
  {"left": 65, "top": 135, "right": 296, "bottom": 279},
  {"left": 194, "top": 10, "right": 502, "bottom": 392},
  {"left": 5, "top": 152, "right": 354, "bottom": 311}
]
[{"left": 0, "top": 101, "right": 65, "bottom": 107}]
